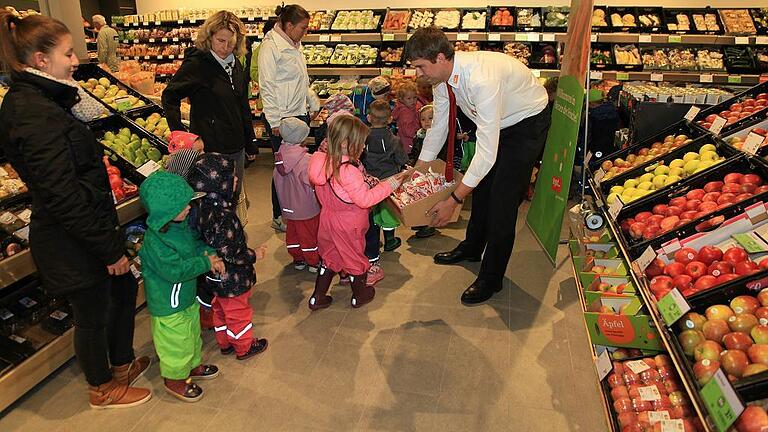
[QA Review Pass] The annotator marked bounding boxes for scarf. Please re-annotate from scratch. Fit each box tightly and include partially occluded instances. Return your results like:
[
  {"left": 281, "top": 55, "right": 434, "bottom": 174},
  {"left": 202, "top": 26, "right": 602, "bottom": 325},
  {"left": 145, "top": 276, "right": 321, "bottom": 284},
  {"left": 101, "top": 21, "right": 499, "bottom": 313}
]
[
  {"left": 24, "top": 67, "right": 106, "bottom": 122},
  {"left": 210, "top": 51, "right": 236, "bottom": 89}
]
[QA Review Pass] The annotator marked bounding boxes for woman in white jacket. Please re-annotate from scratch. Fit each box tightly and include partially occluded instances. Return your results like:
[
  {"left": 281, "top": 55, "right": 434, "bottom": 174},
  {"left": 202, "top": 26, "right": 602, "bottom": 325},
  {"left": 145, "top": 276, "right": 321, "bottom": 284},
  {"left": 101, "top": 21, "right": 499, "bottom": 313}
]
[{"left": 258, "top": 4, "right": 319, "bottom": 230}]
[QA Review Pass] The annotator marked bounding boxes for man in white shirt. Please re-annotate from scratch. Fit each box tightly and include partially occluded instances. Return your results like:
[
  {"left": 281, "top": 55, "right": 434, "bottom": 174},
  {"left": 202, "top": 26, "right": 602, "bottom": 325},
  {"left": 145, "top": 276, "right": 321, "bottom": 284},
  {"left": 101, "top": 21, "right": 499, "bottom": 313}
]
[{"left": 406, "top": 27, "right": 551, "bottom": 304}]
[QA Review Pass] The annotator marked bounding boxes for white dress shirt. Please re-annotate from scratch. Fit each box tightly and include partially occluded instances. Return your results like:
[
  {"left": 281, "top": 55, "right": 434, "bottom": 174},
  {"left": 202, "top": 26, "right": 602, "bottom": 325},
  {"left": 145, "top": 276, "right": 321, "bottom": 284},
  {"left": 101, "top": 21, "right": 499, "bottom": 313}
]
[
  {"left": 258, "top": 28, "right": 312, "bottom": 127},
  {"left": 419, "top": 51, "right": 549, "bottom": 188}
]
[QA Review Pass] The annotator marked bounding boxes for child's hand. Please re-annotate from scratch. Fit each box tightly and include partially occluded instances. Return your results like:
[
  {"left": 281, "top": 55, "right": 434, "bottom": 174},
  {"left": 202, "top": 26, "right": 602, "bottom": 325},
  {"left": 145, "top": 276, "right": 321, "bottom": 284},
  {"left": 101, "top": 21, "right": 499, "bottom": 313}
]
[
  {"left": 208, "top": 254, "right": 226, "bottom": 274},
  {"left": 255, "top": 245, "right": 267, "bottom": 260},
  {"left": 387, "top": 170, "right": 411, "bottom": 188}
]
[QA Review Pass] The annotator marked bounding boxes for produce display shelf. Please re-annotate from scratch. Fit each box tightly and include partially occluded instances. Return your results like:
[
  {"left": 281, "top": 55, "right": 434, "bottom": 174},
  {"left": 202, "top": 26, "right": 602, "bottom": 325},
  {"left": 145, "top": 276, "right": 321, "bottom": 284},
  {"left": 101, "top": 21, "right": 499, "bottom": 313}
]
[
  {"left": 302, "top": 33, "right": 382, "bottom": 43},
  {"left": 307, "top": 67, "right": 382, "bottom": 76},
  {"left": 589, "top": 70, "right": 766, "bottom": 85},
  {"left": 120, "top": 55, "right": 184, "bottom": 61},
  {"left": 0, "top": 279, "right": 146, "bottom": 413},
  {"left": 120, "top": 37, "right": 190, "bottom": 44},
  {"left": 586, "top": 176, "right": 715, "bottom": 431},
  {"left": 116, "top": 16, "right": 271, "bottom": 27}
]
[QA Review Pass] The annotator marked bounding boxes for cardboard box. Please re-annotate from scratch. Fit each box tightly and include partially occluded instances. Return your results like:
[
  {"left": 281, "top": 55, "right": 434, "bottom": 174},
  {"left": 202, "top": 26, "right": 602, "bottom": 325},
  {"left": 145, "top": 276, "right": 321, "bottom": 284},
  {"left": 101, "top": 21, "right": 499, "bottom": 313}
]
[
  {"left": 583, "top": 296, "right": 663, "bottom": 350},
  {"left": 384, "top": 160, "right": 463, "bottom": 227}
]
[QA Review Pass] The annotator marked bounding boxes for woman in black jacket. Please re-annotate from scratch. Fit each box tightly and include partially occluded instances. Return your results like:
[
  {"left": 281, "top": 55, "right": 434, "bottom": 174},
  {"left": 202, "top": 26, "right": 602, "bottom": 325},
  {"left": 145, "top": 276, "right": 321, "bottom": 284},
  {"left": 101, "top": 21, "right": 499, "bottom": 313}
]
[
  {"left": 162, "top": 10, "right": 255, "bottom": 205},
  {"left": 0, "top": 13, "right": 151, "bottom": 409}
]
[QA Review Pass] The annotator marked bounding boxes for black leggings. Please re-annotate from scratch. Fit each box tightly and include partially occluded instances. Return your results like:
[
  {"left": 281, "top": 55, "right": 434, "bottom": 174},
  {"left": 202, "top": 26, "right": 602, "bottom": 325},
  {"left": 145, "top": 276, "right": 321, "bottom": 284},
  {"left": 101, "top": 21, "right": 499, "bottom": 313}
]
[{"left": 66, "top": 274, "right": 138, "bottom": 386}]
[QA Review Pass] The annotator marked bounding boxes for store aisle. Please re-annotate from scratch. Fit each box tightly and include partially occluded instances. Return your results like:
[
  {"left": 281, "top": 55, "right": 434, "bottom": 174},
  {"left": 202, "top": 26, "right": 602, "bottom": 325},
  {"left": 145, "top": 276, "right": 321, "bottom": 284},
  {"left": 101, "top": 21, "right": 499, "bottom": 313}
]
[{"left": 0, "top": 154, "right": 608, "bottom": 431}]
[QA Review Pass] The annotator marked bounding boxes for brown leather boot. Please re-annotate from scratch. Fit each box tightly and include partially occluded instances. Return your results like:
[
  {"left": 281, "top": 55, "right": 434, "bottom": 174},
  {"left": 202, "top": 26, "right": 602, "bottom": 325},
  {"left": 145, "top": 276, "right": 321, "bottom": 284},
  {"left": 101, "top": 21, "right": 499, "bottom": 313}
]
[
  {"left": 350, "top": 272, "right": 375, "bottom": 308},
  {"left": 308, "top": 266, "right": 335, "bottom": 311},
  {"left": 113, "top": 356, "right": 151, "bottom": 386},
  {"left": 88, "top": 378, "right": 152, "bottom": 409}
]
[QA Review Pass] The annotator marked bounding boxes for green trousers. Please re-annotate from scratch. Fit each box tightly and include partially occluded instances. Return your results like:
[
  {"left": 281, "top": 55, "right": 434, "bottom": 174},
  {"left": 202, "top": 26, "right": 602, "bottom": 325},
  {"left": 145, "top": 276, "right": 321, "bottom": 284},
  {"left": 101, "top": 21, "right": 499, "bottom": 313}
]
[{"left": 150, "top": 303, "right": 202, "bottom": 380}]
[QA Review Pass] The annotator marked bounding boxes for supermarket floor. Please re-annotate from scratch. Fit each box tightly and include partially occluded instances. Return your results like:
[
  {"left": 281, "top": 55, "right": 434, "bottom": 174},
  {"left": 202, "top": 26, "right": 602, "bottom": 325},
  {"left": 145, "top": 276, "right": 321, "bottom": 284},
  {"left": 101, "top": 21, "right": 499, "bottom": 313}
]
[{"left": 0, "top": 154, "right": 608, "bottom": 431}]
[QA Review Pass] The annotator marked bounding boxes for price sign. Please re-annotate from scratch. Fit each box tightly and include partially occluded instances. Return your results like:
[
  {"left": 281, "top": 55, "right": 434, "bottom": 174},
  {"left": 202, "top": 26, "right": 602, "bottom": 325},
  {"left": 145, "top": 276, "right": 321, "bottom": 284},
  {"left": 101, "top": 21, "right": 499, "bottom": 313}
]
[
  {"left": 527, "top": 33, "right": 540, "bottom": 41},
  {"left": 594, "top": 348, "right": 612, "bottom": 381},
  {"left": 709, "top": 115, "right": 727, "bottom": 135},
  {"left": 161, "top": 38, "right": 168, "bottom": 42},
  {"left": 728, "top": 75, "right": 743, "bottom": 84},
  {"left": 700, "top": 74, "right": 714, "bottom": 83},
  {"left": 487, "top": 33, "right": 501, "bottom": 41},
  {"left": 701, "top": 369, "right": 744, "bottom": 432},
  {"left": 647, "top": 411, "right": 672, "bottom": 425},
  {"left": 405, "top": 69, "right": 417, "bottom": 76},
  {"left": 634, "top": 246, "right": 657, "bottom": 274},
  {"left": 542, "top": 33, "right": 555, "bottom": 42},
  {"left": 584, "top": 151, "right": 593, "bottom": 166},
  {"left": 137, "top": 160, "right": 162, "bottom": 176},
  {"left": 639, "top": 35, "right": 652, "bottom": 43},
  {"left": 148, "top": 38, "right": 155, "bottom": 43},
  {"left": 132, "top": 22, "right": 139, "bottom": 27},
  {"left": 133, "top": 39, "right": 139, "bottom": 44},
  {"left": 589, "top": 70, "right": 603, "bottom": 80},
  {"left": 590, "top": 34, "right": 597, "bottom": 42},
  {"left": 658, "top": 420, "right": 684, "bottom": 431},
  {"left": 757, "top": 36, "right": 768, "bottom": 45},
  {"left": 668, "top": 35, "right": 682, "bottom": 43},
  {"left": 625, "top": 360, "right": 651, "bottom": 374},
  {"left": 142, "top": 22, "right": 149, "bottom": 26},
  {"left": 14, "top": 225, "right": 29, "bottom": 242},
  {"left": 650, "top": 73, "right": 664, "bottom": 82},
  {"left": 319, "top": 35, "right": 330, "bottom": 42},
  {"left": 593, "top": 167, "right": 605, "bottom": 183},
  {"left": 734, "top": 36, "right": 750, "bottom": 45},
  {"left": 638, "top": 385, "right": 662, "bottom": 401},
  {"left": 154, "top": 21, "right": 161, "bottom": 25},
  {"left": 130, "top": 264, "right": 141, "bottom": 279},
  {"left": 616, "top": 72, "right": 630, "bottom": 81},
  {"left": 143, "top": 55, "right": 150, "bottom": 60},
  {"left": 607, "top": 196, "right": 624, "bottom": 219},
  {"left": 383, "top": 33, "right": 395, "bottom": 41},
  {"left": 330, "top": 34, "right": 342, "bottom": 42},
  {"left": 684, "top": 106, "right": 701, "bottom": 122},
  {"left": 177, "top": 20, "right": 184, "bottom": 24},
  {"left": 168, "top": 55, "right": 175, "bottom": 59},
  {"left": 115, "top": 97, "right": 132, "bottom": 112},
  {"left": 743, "top": 132, "right": 765, "bottom": 155},
  {"left": 531, "top": 69, "right": 541, "bottom": 78},
  {"left": 173, "top": 37, "right": 179, "bottom": 42},
  {"left": 456, "top": 33, "right": 469, "bottom": 41},
  {"left": 657, "top": 288, "right": 691, "bottom": 326},
  {"left": 515, "top": 33, "right": 527, "bottom": 41},
  {"left": 157, "top": 55, "right": 164, "bottom": 60},
  {"left": 380, "top": 67, "right": 393, "bottom": 76}
]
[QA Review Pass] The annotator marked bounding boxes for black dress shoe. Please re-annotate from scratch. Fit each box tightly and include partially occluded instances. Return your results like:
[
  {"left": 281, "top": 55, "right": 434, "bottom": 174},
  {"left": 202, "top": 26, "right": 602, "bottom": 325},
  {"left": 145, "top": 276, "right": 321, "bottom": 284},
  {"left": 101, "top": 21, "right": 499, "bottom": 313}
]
[
  {"left": 461, "top": 280, "right": 502, "bottom": 305},
  {"left": 434, "top": 247, "right": 482, "bottom": 265}
]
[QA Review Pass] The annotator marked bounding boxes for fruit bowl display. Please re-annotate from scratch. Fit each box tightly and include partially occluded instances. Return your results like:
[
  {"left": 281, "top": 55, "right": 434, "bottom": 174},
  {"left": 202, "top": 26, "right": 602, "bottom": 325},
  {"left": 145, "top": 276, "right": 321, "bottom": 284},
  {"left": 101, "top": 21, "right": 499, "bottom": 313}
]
[
  {"left": 694, "top": 83, "right": 768, "bottom": 133},
  {"left": 724, "top": 116, "right": 768, "bottom": 155},
  {"left": 125, "top": 107, "right": 172, "bottom": 143},
  {"left": 329, "top": 44, "right": 378, "bottom": 66}
]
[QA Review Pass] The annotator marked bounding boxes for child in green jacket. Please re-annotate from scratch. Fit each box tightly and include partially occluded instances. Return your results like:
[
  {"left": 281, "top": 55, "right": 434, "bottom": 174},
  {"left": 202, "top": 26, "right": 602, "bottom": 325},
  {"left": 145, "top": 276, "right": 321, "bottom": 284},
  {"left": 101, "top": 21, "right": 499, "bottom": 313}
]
[{"left": 138, "top": 172, "right": 226, "bottom": 403}]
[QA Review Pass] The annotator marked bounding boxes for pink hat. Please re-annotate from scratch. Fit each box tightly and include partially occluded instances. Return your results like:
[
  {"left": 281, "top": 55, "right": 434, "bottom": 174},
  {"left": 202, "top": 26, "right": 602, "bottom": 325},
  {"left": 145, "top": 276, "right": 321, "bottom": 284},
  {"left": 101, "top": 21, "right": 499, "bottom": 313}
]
[
  {"left": 323, "top": 94, "right": 354, "bottom": 117},
  {"left": 168, "top": 131, "right": 200, "bottom": 154}
]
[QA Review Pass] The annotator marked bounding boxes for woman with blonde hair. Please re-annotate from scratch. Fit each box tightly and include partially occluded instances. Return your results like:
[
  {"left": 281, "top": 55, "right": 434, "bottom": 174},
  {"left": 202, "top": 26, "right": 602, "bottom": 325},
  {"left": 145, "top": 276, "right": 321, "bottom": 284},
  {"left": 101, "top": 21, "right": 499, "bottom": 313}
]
[{"left": 162, "top": 10, "right": 256, "bottom": 208}]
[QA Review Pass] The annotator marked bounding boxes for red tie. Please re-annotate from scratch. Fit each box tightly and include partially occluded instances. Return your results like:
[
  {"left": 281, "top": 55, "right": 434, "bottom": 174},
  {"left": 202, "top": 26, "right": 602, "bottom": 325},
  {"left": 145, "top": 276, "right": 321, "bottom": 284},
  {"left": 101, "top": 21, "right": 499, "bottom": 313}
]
[{"left": 445, "top": 85, "right": 457, "bottom": 182}]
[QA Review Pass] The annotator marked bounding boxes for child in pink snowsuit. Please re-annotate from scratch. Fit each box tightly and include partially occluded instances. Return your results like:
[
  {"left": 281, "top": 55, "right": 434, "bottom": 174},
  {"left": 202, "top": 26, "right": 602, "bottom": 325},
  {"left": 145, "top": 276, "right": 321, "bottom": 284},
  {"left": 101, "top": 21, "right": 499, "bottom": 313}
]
[
  {"left": 307, "top": 115, "right": 406, "bottom": 310},
  {"left": 391, "top": 81, "right": 421, "bottom": 154}
]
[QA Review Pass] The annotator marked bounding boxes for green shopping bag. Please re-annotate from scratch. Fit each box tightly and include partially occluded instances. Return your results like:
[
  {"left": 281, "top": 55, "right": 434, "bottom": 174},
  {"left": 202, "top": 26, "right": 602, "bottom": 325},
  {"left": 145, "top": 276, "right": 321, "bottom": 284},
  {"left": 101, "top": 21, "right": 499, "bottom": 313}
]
[{"left": 460, "top": 141, "right": 476, "bottom": 172}]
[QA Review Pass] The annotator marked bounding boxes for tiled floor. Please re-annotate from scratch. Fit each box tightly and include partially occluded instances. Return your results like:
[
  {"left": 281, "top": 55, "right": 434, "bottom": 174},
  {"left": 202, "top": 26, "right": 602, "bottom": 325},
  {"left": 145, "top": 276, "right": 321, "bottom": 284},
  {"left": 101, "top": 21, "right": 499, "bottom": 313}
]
[{"left": 0, "top": 154, "right": 609, "bottom": 431}]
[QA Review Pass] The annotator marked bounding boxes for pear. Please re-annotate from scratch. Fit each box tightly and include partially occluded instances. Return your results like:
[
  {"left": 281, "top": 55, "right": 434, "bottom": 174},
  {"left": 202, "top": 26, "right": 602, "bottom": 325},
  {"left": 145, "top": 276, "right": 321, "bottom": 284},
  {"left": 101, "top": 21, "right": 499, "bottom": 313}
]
[{"left": 98, "top": 77, "right": 111, "bottom": 87}]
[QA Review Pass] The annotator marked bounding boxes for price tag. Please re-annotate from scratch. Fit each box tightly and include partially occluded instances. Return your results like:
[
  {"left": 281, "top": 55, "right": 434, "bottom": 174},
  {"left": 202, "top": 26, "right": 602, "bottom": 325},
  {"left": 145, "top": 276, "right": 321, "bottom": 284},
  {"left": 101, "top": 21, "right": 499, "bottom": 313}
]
[
  {"left": 148, "top": 38, "right": 155, "bottom": 43},
  {"left": 142, "top": 22, "right": 149, "bottom": 26},
  {"left": 684, "top": 106, "right": 701, "bottom": 122},
  {"left": 700, "top": 74, "right": 714, "bottom": 83},
  {"left": 639, "top": 385, "right": 662, "bottom": 401},
  {"left": 515, "top": 33, "right": 526, "bottom": 41},
  {"left": 190, "top": 19, "right": 197, "bottom": 23},
  {"left": 14, "top": 225, "right": 29, "bottom": 241},
  {"left": 527, "top": 33, "right": 540, "bottom": 42},
  {"left": 161, "top": 38, "right": 168, "bottom": 42},
  {"left": 177, "top": 20, "right": 184, "bottom": 24},
  {"left": 50, "top": 310, "right": 68, "bottom": 321},
  {"left": 17, "top": 209, "right": 32, "bottom": 223},
  {"left": 733, "top": 232, "right": 768, "bottom": 252},
  {"left": 137, "top": 160, "right": 162, "bottom": 177},
  {"left": 668, "top": 35, "right": 682, "bottom": 43},
  {"left": 0, "top": 309, "right": 13, "bottom": 320},
  {"left": 639, "top": 35, "right": 652, "bottom": 43},
  {"left": 133, "top": 39, "right": 139, "bottom": 44},
  {"left": 709, "top": 115, "right": 727, "bottom": 135},
  {"left": 757, "top": 36, "right": 768, "bottom": 45},
  {"left": 133, "top": 22, "right": 139, "bottom": 27},
  {"left": 743, "top": 132, "right": 765, "bottom": 155},
  {"left": 18, "top": 297, "right": 37, "bottom": 308},
  {"left": 746, "top": 202, "right": 768, "bottom": 225},
  {"left": 590, "top": 34, "right": 597, "bottom": 42},
  {"left": 661, "top": 239, "right": 682, "bottom": 256},
  {"left": 157, "top": 55, "right": 164, "bottom": 60},
  {"left": 319, "top": 34, "right": 330, "bottom": 42},
  {"left": 143, "top": 55, "right": 150, "bottom": 60},
  {"left": 701, "top": 369, "right": 744, "bottom": 432},
  {"left": 487, "top": 33, "right": 501, "bottom": 41},
  {"left": 531, "top": 69, "right": 541, "bottom": 78},
  {"left": 405, "top": 69, "right": 417, "bottom": 76},
  {"left": 383, "top": 33, "right": 395, "bottom": 41},
  {"left": 584, "top": 151, "right": 593, "bottom": 165},
  {"left": 650, "top": 73, "right": 664, "bottom": 82},
  {"left": 648, "top": 411, "right": 672, "bottom": 425},
  {"left": 634, "top": 246, "right": 657, "bottom": 273},
  {"left": 658, "top": 420, "right": 684, "bottom": 431},
  {"left": 607, "top": 196, "right": 624, "bottom": 220},
  {"left": 9, "top": 334, "right": 26, "bottom": 344},
  {"left": 735, "top": 36, "right": 750, "bottom": 45},
  {"left": 133, "top": 56, "right": 139, "bottom": 60},
  {"left": 593, "top": 167, "right": 605, "bottom": 183},
  {"left": 616, "top": 72, "right": 630, "bottom": 81},
  {"left": 154, "top": 21, "right": 161, "bottom": 25},
  {"left": 728, "top": 75, "right": 742, "bottom": 84},
  {"left": 381, "top": 67, "right": 393, "bottom": 76},
  {"left": 625, "top": 360, "right": 651, "bottom": 374},
  {"left": 168, "top": 55, "right": 175, "bottom": 59},
  {"left": 595, "top": 348, "right": 613, "bottom": 381},
  {"left": 330, "top": 34, "right": 342, "bottom": 42},
  {"left": 173, "top": 37, "right": 179, "bottom": 42},
  {"left": 115, "top": 97, "right": 132, "bottom": 112},
  {"left": 657, "top": 288, "right": 691, "bottom": 326},
  {"left": 590, "top": 70, "right": 603, "bottom": 80},
  {"left": 456, "top": 33, "right": 469, "bottom": 41},
  {"left": 130, "top": 264, "right": 141, "bottom": 279},
  {"left": 542, "top": 33, "right": 556, "bottom": 42}
]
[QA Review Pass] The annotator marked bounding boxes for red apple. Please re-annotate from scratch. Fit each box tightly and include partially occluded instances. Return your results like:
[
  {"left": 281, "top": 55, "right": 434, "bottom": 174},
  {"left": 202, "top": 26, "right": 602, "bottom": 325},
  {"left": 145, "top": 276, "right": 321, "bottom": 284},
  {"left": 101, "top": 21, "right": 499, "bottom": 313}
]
[
  {"left": 741, "top": 183, "right": 758, "bottom": 194},
  {"left": 642, "top": 226, "right": 661, "bottom": 240},
  {"left": 751, "top": 324, "right": 768, "bottom": 344},
  {"left": 631, "top": 397, "right": 652, "bottom": 413},
  {"left": 736, "top": 193, "right": 754, "bottom": 202},
  {"left": 673, "top": 274, "right": 694, "bottom": 291},
  {"left": 759, "top": 288, "right": 768, "bottom": 307},
  {"left": 742, "top": 174, "right": 763, "bottom": 186},
  {"left": 613, "top": 396, "right": 633, "bottom": 413},
  {"left": 708, "top": 261, "right": 734, "bottom": 277},
  {"left": 723, "top": 331, "right": 754, "bottom": 351},
  {"left": 716, "top": 273, "right": 741, "bottom": 284},
  {"left": 665, "top": 262, "right": 688, "bottom": 277},
  {"left": 705, "top": 114, "right": 718, "bottom": 123},
  {"left": 645, "top": 258, "right": 666, "bottom": 278},
  {"left": 702, "top": 192, "right": 721, "bottom": 203},
  {"left": 666, "top": 206, "right": 683, "bottom": 217},
  {"left": 650, "top": 276, "right": 674, "bottom": 296},
  {"left": 660, "top": 216, "right": 680, "bottom": 231},
  {"left": 697, "top": 246, "right": 723, "bottom": 265},
  {"left": 678, "top": 329, "right": 706, "bottom": 357},
  {"left": 757, "top": 185, "right": 768, "bottom": 195},
  {"left": 698, "top": 201, "right": 719, "bottom": 214},
  {"left": 674, "top": 248, "right": 698, "bottom": 264},
  {"left": 652, "top": 204, "right": 669, "bottom": 215},
  {"left": 721, "top": 350, "right": 750, "bottom": 377},
  {"left": 694, "top": 340, "right": 723, "bottom": 362},
  {"left": 735, "top": 406, "right": 768, "bottom": 432},
  {"left": 725, "top": 173, "right": 744, "bottom": 184},
  {"left": 611, "top": 385, "right": 630, "bottom": 400},
  {"left": 704, "top": 181, "right": 724, "bottom": 192},
  {"left": 686, "top": 189, "right": 706, "bottom": 201},
  {"left": 735, "top": 261, "right": 760, "bottom": 276},
  {"left": 694, "top": 275, "right": 718, "bottom": 292},
  {"left": 635, "top": 211, "right": 653, "bottom": 222},
  {"left": 718, "top": 193, "right": 738, "bottom": 205},
  {"left": 630, "top": 222, "right": 647, "bottom": 239},
  {"left": 731, "top": 295, "right": 761, "bottom": 315},
  {"left": 684, "top": 199, "right": 701, "bottom": 211},
  {"left": 678, "top": 311, "right": 707, "bottom": 332},
  {"left": 693, "top": 359, "right": 720, "bottom": 385},
  {"left": 755, "top": 307, "right": 768, "bottom": 323},
  {"left": 760, "top": 257, "right": 768, "bottom": 270},
  {"left": 723, "top": 247, "right": 749, "bottom": 264},
  {"left": 748, "top": 344, "right": 768, "bottom": 366},
  {"left": 617, "top": 412, "right": 638, "bottom": 429},
  {"left": 731, "top": 103, "right": 743, "bottom": 112},
  {"left": 685, "top": 261, "right": 708, "bottom": 279},
  {"left": 706, "top": 305, "right": 735, "bottom": 321},
  {"left": 730, "top": 314, "right": 759, "bottom": 333},
  {"left": 680, "top": 210, "right": 699, "bottom": 221},
  {"left": 607, "top": 372, "right": 623, "bottom": 388},
  {"left": 648, "top": 214, "right": 665, "bottom": 226}
]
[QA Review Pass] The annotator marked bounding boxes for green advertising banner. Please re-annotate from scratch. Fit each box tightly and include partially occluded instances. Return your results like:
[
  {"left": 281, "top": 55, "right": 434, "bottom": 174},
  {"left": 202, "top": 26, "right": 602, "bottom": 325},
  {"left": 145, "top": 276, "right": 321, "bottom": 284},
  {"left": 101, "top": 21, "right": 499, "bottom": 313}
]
[{"left": 526, "top": 76, "right": 585, "bottom": 264}]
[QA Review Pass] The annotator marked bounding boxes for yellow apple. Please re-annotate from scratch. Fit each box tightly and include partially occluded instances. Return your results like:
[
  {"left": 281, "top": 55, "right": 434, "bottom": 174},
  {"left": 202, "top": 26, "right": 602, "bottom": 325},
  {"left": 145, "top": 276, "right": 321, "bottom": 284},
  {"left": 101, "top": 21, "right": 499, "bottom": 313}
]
[
  {"left": 699, "top": 144, "right": 717, "bottom": 154},
  {"left": 610, "top": 185, "right": 625, "bottom": 195},
  {"left": 640, "top": 173, "right": 655, "bottom": 182},
  {"left": 684, "top": 160, "right": 700, "bottom": 174},
  {"left": 700, "top": 150, "right": 718, "bottom": 162},
  {"left": 683, "top": 152, "right": 700, "bottom": 162},
  {"left": 652, "top": 175, "right": 667, "bottom": 189},
  {"left": 670, "top": 159, "right": 685, "bottom": 169},
  {"left": 654, "top": 165, "right": 670, "bottom": 176},
  {"left": 624, "top": 179, "right": 639, "bottom": 189},
  {"left": 664, "top": 175, "right": 681, "bottom": 186},
  {"left": 638, "top": 181, "right": 654, "bottom": 190}
]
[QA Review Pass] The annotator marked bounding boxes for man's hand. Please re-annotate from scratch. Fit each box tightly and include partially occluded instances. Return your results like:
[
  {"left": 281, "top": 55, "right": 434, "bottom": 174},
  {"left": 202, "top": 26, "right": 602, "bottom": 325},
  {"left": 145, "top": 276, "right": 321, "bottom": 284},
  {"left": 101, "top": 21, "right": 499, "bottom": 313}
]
[
  {"left": 254, "top": 245, "right": 267, "bottom": 260},
  {"left": 107, "top": 255, "right": 130, "bottom": 275},
  {"left": 271, "top": 127, "right": 281, "bottom": 137},
  {"left": 428, "top": 198, "right": 460, "bottom": 227}
]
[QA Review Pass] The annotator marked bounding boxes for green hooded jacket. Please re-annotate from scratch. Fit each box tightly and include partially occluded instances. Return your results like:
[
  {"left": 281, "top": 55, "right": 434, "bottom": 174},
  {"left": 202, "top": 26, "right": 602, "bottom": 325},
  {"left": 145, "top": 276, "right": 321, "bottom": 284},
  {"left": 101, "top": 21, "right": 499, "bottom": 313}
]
[{"left": 138, "top": 172, "right": 214, "bottom": 317}]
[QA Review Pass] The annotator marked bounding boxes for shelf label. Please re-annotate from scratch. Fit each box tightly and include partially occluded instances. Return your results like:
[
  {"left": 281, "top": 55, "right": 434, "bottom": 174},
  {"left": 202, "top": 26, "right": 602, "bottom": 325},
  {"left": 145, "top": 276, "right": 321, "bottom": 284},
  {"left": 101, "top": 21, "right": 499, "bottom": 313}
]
[
  {"left": 330, "top": 34, "right": 342, "bottom": 42},
  {"left": 594, "top": 348, "right": 612, "bottom": 381},
  {"left": 515, "top": 33, "right": 527, "bottom": 41},
  {"left": 319, "top": 35, "right": 330, "bottom": 42},
  {"left": 658, "top": 420, "right": 684, "bottom": 431},
  {"left": 142, "top": 22, "right": 149, "bottom": 26},
  {"left": 733, "top": 232, "right": 768, "bottom": 253},
  {"left": 161, "top": 38, "right": 168, "bottom": 42},
  {"left": 734, "top": 36, "right": 750, "bottom": 45},
  {"left": 657, "top": 288, "right": 691, "bottom": 326},
  {"left": 487, "top": 33, "right": 501, "bottom": 41},
  {"left": 584, "top": 151, "right": 593, "bottom": 165},
  {"left": 648, "top": 411, "right": 672, "bottom": 424},
  {"left": 115, "top": 97, "right": 132, "bottom": 112},
  {"left": 728, "top": 75, "right": 742, "bottom": 84},
  {"left": 607, "top": 196, "right": 623, "bottom": 220},
  {"left": 634, "top": 246, "right": 657, "bottom": 273},
  {"left": 650, "top": 73, "right": 663, "bottom": 82},
  {"left": 709, "top": 115, "right": 727, "bottom": 135},
  {"left": 177, "top": 20, "right": 184, "bottom": 24},
  {"left": 542, "top": 33, "right": 556, "bottom": 42},
  {"left": 700, "top": 74, "right": 714, "bottom": 83},
  {"left": 143, "top": 55, "right": 150, "bottom": 60},
  {"left": 17, "top": 209, "right": 31, "bottom": 224},
  {"left": 157, "top": 55, "right": 164, "bottom": 60},
  {"left": 746, "top": 202, "right": 768, "bottom": 226},
  {"left": 757, "top": 36, "right": 768, "bottom": 45},
  {"left": 173, "top": 37, "right": 179, "bottom": 42},
  {"left": 133, "top": 39, "right": 139, "bottom": 43},
  {"left": 616, "top": 72, "right": 629, "bottom": 81},
  {"left": 590, "top": 34, "right": 597, "bottom": 42},
  {"left": 405, "top": 69, "right": 417, "bottom": 76},
  {"left": 380, "top": 67, "right": 392, "bottom": 76},
  {"left": 527, "top": 33, "right": 540, "bottom": 41},
  {"left": 590, "top": 70, "right": 603, "bottom": 80},
  {"left": 625, "top": 360, "right": 651, "bottom": 374},
  {"left": 701, "top": 369, "right": 744, "bottom": 432},
  {"left": 684, "top": 106, "right": 701, "bottom": 122},
  {"left": 168, "top": 55, "right": 175, "bottom": 59},
  {"left": 383, "top": 33, "right": 395, "bottom": 41},
  {"left": 137, "top": 160, "right": 162, "bottom": 177},
  {"left": 456, "top": 33, "right": 469, "bottom": 41},
  {"left": 661, "top": 239, "right": 682, "bottom": 256},
  {"left": 154, "top": 21, "right": 161, "bottom": 25},
  {"left": 639, "top": 35, "right": 652, "bottom": 43},
  {"left": 638, "top": 385, "right": 662, "bottom": 401},
  {"left": 668, "top": 35, "right": 682, "bottom": 43},
  {"left": 132, "top": 22, "right": 139, "bottom": 27},
  {"left": 148, "top": 38, "right": 155, "bottom": 42},
  {"left": 593, "top": 167, "right": 605, "bottom": 183},
  {"left": 743, "top": 132, "right": 765, "bottom": 155}
]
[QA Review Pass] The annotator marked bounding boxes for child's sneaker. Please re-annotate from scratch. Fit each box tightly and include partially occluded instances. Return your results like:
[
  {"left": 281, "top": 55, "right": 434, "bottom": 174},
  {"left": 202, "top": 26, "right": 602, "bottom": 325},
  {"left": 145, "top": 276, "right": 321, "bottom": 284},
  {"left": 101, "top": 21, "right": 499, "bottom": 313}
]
[
  {"left": 383, "top": 237, "right": 401, "bottom": 251},
  {"left": 294, "top": 261, "right": 307, "bottom": 271},
  {"left": 237, "top": 338, "right": 269, "bottom": 360},
  {"left": 308, "top": 265, "right": 319, "bottom": 274},
  {"left": 164, "top": 378, "right": 203, "bottom": 403},
  {"left": 367, "top": 264, "right": 384, "bottom": 286},
  {"left": 189, "top": 364, "right": 219, "bottom": 380}
]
